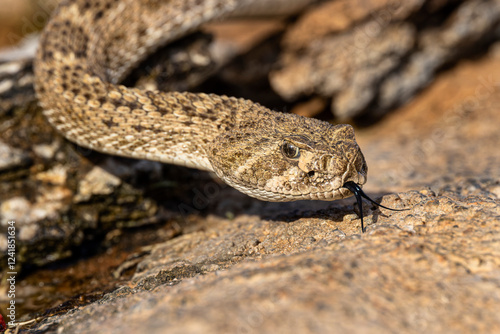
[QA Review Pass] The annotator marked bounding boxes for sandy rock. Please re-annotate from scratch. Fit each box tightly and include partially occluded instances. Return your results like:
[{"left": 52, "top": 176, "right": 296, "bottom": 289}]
[
  {"left": 0, "top": 140, "right": 30, "bottom": 171},
  {"left": 33, "top": 182, "right": 500, "bottom": 334},
  {"left": 74, "top": 166, "right": 122, "bottom": 203}
]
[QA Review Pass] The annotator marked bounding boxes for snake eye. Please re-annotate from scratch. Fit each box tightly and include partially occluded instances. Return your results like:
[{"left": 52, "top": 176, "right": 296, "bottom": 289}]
[{"left": 281, "top": 141, "right": 300, "bottom": 159}]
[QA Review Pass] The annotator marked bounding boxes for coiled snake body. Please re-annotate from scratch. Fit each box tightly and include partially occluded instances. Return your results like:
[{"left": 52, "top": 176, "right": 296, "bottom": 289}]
[{"left": 34, "top": 0, "right": 368, "bottom": 203}]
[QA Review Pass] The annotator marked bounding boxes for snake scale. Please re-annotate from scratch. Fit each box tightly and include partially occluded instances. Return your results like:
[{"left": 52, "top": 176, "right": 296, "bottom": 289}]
[{"left": 34, "top": 0, "right": 371, "bottom": 222}]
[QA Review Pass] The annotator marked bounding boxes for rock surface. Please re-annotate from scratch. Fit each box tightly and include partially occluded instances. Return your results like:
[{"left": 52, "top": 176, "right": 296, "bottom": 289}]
[{"left": 0, "top": 1, "right": 499, "bottom": 333}]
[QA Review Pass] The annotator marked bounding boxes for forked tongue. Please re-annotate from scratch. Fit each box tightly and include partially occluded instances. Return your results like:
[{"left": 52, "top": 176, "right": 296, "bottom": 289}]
[{"left": 343, "top": 181, "right": 407, "bottom": 233}]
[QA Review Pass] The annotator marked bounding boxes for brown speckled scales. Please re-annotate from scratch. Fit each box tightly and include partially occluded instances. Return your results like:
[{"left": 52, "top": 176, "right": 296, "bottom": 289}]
[{"left": 34, "top": 0, "right": 368, "bottom": 201}]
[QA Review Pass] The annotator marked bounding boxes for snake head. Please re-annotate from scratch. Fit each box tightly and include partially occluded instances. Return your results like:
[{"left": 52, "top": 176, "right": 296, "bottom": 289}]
[{"left": 208, "top": 110, "right": 367, "bottom": 202}]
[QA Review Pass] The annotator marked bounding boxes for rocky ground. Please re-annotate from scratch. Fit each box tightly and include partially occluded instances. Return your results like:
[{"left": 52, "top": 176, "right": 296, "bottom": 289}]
[{"left": 0, "top": 0, "right": 499, "bottom": 333}]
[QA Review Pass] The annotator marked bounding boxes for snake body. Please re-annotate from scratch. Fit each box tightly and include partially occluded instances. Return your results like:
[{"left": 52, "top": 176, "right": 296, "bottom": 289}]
[{"left": 34, "top": 0, "right": 367, "bottom": 202}]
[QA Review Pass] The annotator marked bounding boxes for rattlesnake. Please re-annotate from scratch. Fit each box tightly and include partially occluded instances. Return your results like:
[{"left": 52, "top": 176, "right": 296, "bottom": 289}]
[{"left": 34, "top": 0, "right": 375, "bottom": 228}]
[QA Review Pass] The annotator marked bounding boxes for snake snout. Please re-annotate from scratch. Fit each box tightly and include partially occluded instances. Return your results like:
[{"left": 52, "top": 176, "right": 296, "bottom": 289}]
[{"left": 339, "top": 148, "right": 367, "bottom": 187}]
